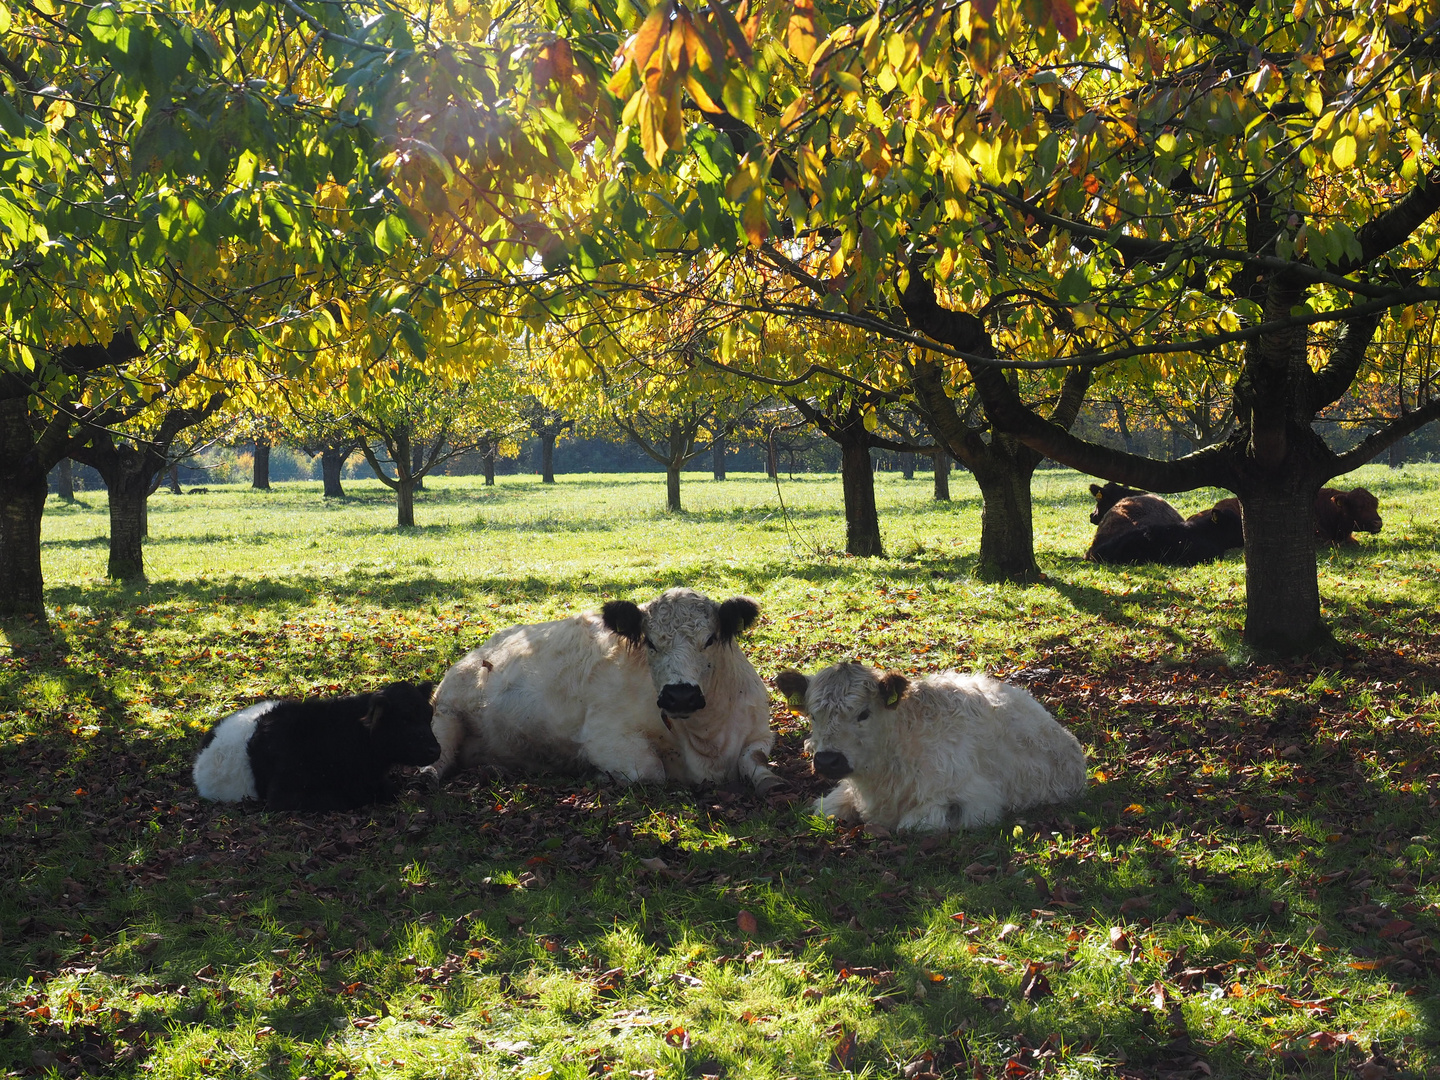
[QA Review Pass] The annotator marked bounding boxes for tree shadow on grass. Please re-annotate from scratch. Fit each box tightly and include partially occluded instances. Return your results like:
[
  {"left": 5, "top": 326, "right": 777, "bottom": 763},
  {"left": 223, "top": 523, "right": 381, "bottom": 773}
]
[{"left": 4, "top": 690, "right": 1437, "bottom": 1080}]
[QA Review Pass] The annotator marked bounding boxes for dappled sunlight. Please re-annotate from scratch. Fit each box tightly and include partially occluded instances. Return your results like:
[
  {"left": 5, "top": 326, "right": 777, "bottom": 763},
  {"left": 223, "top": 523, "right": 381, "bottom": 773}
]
[{"left": 5, "top": 465, "right": 1438, "bottom": 1078}]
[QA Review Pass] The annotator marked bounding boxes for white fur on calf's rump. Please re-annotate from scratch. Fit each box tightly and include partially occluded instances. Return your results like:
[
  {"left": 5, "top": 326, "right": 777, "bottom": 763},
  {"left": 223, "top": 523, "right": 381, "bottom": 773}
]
[{"left": 192, "top": 701, "right": 276, "bottom": 801}]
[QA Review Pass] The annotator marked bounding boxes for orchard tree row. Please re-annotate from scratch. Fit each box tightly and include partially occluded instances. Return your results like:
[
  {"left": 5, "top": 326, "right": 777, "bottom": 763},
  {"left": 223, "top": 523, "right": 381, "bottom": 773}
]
[{"left": 4, "top": 0, "right": 1439, "bottom": 655}]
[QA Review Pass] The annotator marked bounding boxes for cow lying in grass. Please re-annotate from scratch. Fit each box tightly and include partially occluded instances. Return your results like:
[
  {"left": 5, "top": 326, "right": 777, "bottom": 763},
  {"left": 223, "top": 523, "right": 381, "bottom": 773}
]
[
  {"left": 1091, "top": 502, "right": 1245, "bottom": 566},
  {"left": 424, "top": 588, "right": 780, "bottom": 792},
  {"left": 1086, "top": 482, "right": 1184, "bottom": 559},
  {"left": 1315, "top": 487, "right": 1383, "bottom": 544},
  {"left": 775, "top": 663, "right": 1087, "bottom": 832},
  {"left": 193, "top": 682, "right": 438, "bottom": 811}
]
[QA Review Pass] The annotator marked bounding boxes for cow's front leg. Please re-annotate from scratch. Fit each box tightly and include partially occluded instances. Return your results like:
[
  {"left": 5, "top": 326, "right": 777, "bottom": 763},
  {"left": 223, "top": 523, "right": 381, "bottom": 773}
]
[
  {"left": 583, "top": 726, "right": 668, "bottom": 785},
  {"left": 737, "top": 741, "right": 783, "bottom": 794},
  {"left": 895, "top": 801, "right": 961, "bottom": 833},
  {"left": 813, "top": 781, "right": 861, "bottom": 822}
]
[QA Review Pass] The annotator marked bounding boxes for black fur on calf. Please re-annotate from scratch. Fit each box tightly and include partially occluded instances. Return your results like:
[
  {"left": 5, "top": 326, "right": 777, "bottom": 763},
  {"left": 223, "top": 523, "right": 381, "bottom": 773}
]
[{"left": 247, "top": 681, "right": 438, "bottom": 811}]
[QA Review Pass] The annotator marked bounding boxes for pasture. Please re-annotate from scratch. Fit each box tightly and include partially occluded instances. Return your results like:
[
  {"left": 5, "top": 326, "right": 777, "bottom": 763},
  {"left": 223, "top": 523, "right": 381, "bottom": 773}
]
[{"left": 3, "top": 465, "right": 1439, "bottom": 1080}]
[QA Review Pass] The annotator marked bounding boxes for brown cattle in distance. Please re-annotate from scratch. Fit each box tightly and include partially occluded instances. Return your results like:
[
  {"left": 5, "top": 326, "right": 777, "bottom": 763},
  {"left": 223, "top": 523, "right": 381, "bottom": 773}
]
[
  {"left": 1315, "top": 487, "right": 1383, "bottom": 545},
  {"left": 1086, "top": 483, "right": 1184, "bottom": 561},
  {"left": 1184, "top": 489, "right": 1381, "bottom": 546}
]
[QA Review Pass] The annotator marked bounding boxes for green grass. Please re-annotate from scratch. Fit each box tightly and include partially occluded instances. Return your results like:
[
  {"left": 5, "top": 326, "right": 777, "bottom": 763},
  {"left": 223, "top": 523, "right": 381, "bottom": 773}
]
[{"left": 4, "top": 464, "right": 1439, "bottom": 1079}]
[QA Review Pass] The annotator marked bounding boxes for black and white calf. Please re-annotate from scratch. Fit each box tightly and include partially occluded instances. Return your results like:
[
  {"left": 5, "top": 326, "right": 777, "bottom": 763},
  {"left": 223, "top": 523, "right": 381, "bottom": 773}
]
[
  {"left": 193, "top": 682, "right": 438, "bottom": 811},
  {"left": 776, "top": 663, "right": 1087, "bottom": 832}
]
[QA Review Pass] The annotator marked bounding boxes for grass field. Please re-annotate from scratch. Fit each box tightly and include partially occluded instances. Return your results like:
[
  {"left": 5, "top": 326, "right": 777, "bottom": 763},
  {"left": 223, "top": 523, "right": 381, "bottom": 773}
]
[{"left": 3, "top": 464, "right": 1439, "bottom": 1080}]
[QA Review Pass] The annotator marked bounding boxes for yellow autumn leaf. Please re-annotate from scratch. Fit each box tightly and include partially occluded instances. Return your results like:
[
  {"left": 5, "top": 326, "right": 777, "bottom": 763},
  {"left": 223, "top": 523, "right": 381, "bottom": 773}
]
[{"left": 1331, "top": 133, "right": 1356, "bottom": 168}]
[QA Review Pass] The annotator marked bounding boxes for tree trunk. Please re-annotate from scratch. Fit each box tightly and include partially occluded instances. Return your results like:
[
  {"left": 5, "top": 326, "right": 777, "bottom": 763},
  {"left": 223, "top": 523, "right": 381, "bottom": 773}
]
[
  {"left": 766, "top": 431, "right": 778, "bottom": 478},
  {"left": 1114, "top": 399, "right": 1136, "bottom": 453},
  {"left": 483, "top": 443, "right": 496, "bottom": 486},
  {"left": 541, "top": 433, "right": 557, "bottom": 483},
  {"left": 932, "top": 449, "right": 951, "bottom": 501},
  {"left": 167, "top": 464, "right": 181, "bottom": 494},
  {"left": 321, "top": 447, "right": 346, "bottom": 497},
  {"left": 1388, "top": 436, "right": 1406, "bottom": 468},
  {"left": 838, "top": 433, "right": 883, "bottom": 557},
  {"left": 397, "top": 480, "right": 415, "bottom": 527},
  {"left": 0, "top": 472, "right": 48, "bottom": 617},
  {"left": 901, "top": 452, "right": 915, "bottom": 480},
  {"left": 972, "top": 439, "right": 1041, "bottom": 581},
  {"left": 666, "top": 466, "right": 682, "bottom": 512},
  {"left": 713, "top": 434, "right": 727, "bottom": 480},
  {"left": 57, "top": 458, "right": 75, "bottom": 502},
  {"left": 106, "top": 467, "right": 149, "bottom": 579},
  {"left": 1239, "top": 485, "right": 1329, "bottom": 654},
  {"left": 252, "top": 436, "right": 271, "bottom": 490},
  {"left": 412, "top": 443, "right": 426, "bottom": 490}
]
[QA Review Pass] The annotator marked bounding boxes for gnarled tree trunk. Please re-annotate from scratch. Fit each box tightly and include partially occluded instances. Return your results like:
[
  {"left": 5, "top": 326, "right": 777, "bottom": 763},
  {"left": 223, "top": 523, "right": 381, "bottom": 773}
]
[
  {"left": 838, "top": 430, "right": 883, "bottom": 557},
  {"left": 971, "top": 436, "right": 1042, "bottom": 581},
  {"left": 321, "top": 447, "right": 347, "bottom": 497},
  {"left": 666, "top": 466, "right": 682, "bottom": 511},
  {"left": 57, "top": 459, "right": 75, "bottom": 503},
  {"left": 0, "top": 470, "right": 48, "bottom": 616},
  {"left": 252, "top": 436, "right": 271, "bottom": 490},
  {"left": 106, "top": 466, "right": 149, "bottom": 579},
  {"left": 483, "top": 442, "right": 496, "bottom": 486},
  {"left": 540, "top": 434, "right": 557, "bottom": 483},
  {"left": 713, "top": 434, "right": 727, "bottom": 479},
  {"left": 397, "top": 480, "right": 415, "bottom": 527},
  {"left": 1238, "top": 482, "right": 1327, "bottom": 653},
  {"left": 932, "top": 449, "right": 951, "bottom": 501},
  {"left": 412, "top": 443, "right": 426, "bottom": 490}
]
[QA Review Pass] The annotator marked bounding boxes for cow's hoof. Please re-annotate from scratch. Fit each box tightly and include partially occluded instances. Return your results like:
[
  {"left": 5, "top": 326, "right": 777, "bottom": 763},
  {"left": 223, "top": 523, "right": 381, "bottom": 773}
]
[
  {"left": 752, "top": 773, "right": 786, "bottom": 796},
  {"left": 418, "top": 766, "right": 444, "bottom": 790}
]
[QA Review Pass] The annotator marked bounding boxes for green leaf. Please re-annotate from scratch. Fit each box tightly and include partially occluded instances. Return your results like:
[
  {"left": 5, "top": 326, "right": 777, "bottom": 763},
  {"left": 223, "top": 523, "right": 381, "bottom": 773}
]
[{"left": 374, "top": 214, "right": 408, "bottom": 255}]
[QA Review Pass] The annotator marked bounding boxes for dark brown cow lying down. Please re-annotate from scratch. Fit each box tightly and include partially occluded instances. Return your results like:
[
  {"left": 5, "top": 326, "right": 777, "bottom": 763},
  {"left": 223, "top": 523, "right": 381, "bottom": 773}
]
[
  {"left": 1086, "top": 483, "right": 1184, "bottom": 561},
  {"left": 1315, "top": 487, "right": 1382, "bottom": 544},
  {"left": 1195, "top": 490, "right": 1382, "bottom": 546}
]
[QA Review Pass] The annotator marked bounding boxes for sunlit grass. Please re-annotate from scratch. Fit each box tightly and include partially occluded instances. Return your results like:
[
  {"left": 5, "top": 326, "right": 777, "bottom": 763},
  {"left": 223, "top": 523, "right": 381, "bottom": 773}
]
[{"left": 3, "top": 462, "right": 1438, "bottom": 1079}]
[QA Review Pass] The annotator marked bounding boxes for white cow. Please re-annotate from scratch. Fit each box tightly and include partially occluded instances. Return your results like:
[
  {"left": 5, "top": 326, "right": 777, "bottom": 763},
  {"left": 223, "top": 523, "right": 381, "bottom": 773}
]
[
  {"left": 775, "top": 662, "right": 1087, "bottom": 832},
  {"left": 424, "top": 588, "right": 781, "bottom": 792}
]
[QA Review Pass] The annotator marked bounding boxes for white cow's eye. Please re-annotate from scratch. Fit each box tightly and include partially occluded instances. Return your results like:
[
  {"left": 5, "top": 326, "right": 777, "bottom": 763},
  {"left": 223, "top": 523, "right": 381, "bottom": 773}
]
[
  {"left": 856, "top": 709, "right": 870, "bottom": 722},
  {"left": 704, "top": 634, "right": 717, "bottom": 648}
]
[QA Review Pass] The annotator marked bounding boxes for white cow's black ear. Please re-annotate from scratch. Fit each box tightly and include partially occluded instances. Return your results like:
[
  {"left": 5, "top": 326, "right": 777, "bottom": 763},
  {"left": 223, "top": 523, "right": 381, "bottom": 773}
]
[
  {"left": 602, "top": 600, "right": 645, "bottom": 646},
  {"left": 717, "top": 597, "right": 760, "bottom": 641},
  {"left": 774, "top": 669, "right": 810, "bottom": 709},
  {"left": 878, "top": 672, "right": 909, "bottom": 707}
]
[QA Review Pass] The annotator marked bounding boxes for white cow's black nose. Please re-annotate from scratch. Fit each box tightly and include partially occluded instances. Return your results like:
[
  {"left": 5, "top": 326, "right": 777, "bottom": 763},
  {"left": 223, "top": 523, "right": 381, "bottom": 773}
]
[
  {"left": 658, "top": 683, "right": 706, "bottom": 715},
  {"left": 813, "top": 751, "right": 853, "bottom": 779}
]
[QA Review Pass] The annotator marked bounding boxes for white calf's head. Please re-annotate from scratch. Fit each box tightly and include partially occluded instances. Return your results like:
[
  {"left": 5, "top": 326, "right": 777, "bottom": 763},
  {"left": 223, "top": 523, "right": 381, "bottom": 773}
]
[
  {"left": 602, "top": 588, "right": 760, "bottom": 716},
  {"left": 775, "top": 662, "right": 909, "bottom": 780}
]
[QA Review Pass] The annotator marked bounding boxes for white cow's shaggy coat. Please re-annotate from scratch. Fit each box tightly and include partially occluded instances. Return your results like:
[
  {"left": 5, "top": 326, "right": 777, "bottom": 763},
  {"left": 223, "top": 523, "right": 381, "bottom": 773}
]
[
  {"left": 776, "top": 663, "right": 1087, "bottom": 832},
  {"left": 425, "top": 588, "right": 780, "bottom": 791}
]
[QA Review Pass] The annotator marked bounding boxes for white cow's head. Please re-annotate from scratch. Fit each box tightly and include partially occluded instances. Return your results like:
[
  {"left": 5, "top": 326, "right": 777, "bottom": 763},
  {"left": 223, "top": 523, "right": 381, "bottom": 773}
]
[
  {"left": 774, "top": 662, "right": 909, "bottom": 780},
  {"left": 602, "top": 588, "right": 760, "bottom": 717}
]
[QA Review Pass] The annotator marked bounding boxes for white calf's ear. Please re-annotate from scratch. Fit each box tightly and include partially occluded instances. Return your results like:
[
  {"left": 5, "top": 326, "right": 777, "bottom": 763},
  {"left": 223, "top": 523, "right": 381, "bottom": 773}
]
[
  {"left": 774, "top": 669, "right": 810, "bottom": 709},
  {"left": 878, "top": 672, "right": 909, "bottom": 707},
  {"left": 717, "top": 596, "right": 760, "bottom": 641}
]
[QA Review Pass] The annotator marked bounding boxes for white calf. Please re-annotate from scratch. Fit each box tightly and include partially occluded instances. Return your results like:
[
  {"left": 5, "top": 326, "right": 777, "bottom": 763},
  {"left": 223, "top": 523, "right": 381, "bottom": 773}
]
[
  {"left": 775, "top": 662, "right": 1087, "bottom": 832},
  {"left": 425, "top": 588, "right": 780, "bottom": 791}
]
